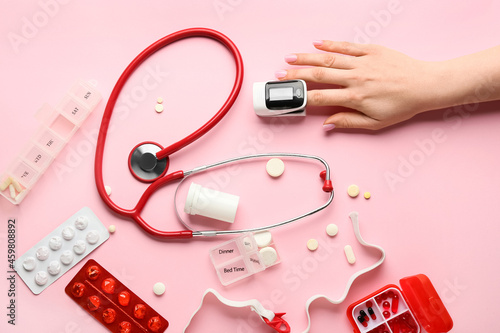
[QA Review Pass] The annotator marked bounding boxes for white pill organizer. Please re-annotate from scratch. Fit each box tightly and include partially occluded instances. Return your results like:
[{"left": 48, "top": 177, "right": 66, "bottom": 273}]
[
  {"left": 14, "top": 207, "right": 109, "bottom": 294},
  {"left": 210, "top": 232, "right": 280, "bottom": 286},
  {"left": 0, "top": 81, "right": 102, "bottom": 205}
]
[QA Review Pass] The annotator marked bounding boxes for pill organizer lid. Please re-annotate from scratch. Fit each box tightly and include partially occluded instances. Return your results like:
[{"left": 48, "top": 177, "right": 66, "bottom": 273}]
[{"left": 400, "top": 274, "right": 453, "bottom": 333}]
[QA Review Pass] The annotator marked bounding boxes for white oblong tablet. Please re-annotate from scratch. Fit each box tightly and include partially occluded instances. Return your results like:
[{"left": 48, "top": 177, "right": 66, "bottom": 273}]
[
  {"left": 153, "top": 282, "right": 166, "bottom": 296},
  {"left": 75, "top": 216, "right": 89, "bottom": 230},
  {"left": 347, "top": 184, "right": 360, "bottom": 198},
  {"left": 36, "top": 246, "right": 50, "bottom": 261},
  {"left": 105, "top": 185, "right": 112, "bottom": 196},
  {"left": 307, "top": 239, "right": 319, "bottom": 251},
  {"left": 86, "top": 230, "right": 100, "bottom": 244},
  {"left": 73, "top": 240, "right": 86, "bottom": 255},
  {"left": 62, "top": 226, "right": 75, "bottom": 240},
  {"left": 259, "top": 247, "right": 278, "bottom": 266},
  {"left": 49, "top": 236, "right": 63, "bottom": 251},
  {"left": 23, "top": 257, "right": 37, "bottom": 271},
  {"left": 253, "top": 231, "right": 272, "bottom": 248},
  {"left": 35, "top": 271, "right": 48, "bottom": 286},
  {"left": 326, "top": 224, "right": 338, "bottom": 237},
  {"left": 47, "top": 260, "right": 61, "bottom": 276},
  {"left": 60, "top": 250, "right": 74, "bottom": 265},
  {"left": 344, "top": 245, "right": 356, "bottom": 264},
  {"left": 266, "top": 158, "right": 285, "bottom": 177}
]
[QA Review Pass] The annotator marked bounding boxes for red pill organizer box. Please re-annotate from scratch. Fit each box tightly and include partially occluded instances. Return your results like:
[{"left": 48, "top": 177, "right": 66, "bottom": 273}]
[
  {"left": 346, "top": 274, "right": 453, "bottom": 333},
  {"left": 65, "top": 259, "right": 168, "bottom": 333}
]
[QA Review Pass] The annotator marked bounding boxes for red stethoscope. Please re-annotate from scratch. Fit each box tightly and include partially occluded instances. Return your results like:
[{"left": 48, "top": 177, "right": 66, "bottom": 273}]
[{"left": 94, "top": 28, "right": 334, "bottom": 240}]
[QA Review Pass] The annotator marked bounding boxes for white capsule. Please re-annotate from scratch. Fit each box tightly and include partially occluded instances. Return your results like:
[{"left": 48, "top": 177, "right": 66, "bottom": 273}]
[
  {"left": 36, "top": 246, "right": 50, "bottom": 261},
  {"left": 0, "top": 177, "right": 11, "bottom": 191},
  {"left": 47, "top": 260, "right": 61, "bottom": 275},
  {"left": 10, "top": 177, "right": 22, "bottom": 193},
  {"left": 73, "top": 240, "right": 86, "bottom": 255},
  {"left": 9, "top": 184, "right": 16, "bottom": 199},
  {"left": 35, "top": 271, "right": 48, "bottom": 286},
  {"left": 253, "top": 231, "right": 273, "bottom": 248},
  {"left": 23, "top": 257, "right": 37, "bottom": 271},
  {"left": 62, "top": 226, "right": 75, "bottom": 240},
  {"left": 259, "top": 247, "right": 278, "bottom": 266},
  {"left": 344, "top": 245, "right": 356, "bottom": 264},
  {"left": 86, "top": 230, "right": 100, "bottom": 244},
  {"left": 74, "top": 216, "right": 89, "bottom": 230},
  {"left": 153, "top": 282, "right": 166, "bottom": 296},
  {"left": 49, "top": 236, "right": 63, "bottom": 251},
  {"left": 60, "top": 250, "right": 74, "bottom": 265}
]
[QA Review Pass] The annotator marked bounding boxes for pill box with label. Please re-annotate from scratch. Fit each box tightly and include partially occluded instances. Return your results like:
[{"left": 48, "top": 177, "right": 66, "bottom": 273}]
[
  {"left": 346, "top": 274, "right": 453, "bottom": 333},
  {"left": 0, "top": 81, "right": 101, "bottom": 205},
  {"left": 210, "top": 232, "right": 280, "bottom": 286}
]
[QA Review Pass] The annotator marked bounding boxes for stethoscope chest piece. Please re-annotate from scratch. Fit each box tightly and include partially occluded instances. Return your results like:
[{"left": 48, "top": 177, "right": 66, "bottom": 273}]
[{"left": 129, "top": 142, "right": 169, "bottom": 182}]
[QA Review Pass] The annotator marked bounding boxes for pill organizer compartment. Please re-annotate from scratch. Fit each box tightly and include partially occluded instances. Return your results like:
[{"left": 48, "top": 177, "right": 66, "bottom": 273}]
[
  {"left": 210, "top": 233, "right": 280, "bottom": 286},
  {"left": 347, "top": 274, "right": 453, "bottom": 333},
  {"left": 0, "top": 81, "right": 101, "bottom": 205}
]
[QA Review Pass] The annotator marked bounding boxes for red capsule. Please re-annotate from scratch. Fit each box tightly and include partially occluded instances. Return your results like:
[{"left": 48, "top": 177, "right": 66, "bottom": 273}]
[
  {"left": 71, "top": 282, "right": 85, "bottom": 298},
  {"left": 148, "top": 316, "right": 163, "bottom": 332},
  {"left": 383, "top": 301, "right": 390, "bottom": 309},
  {"left": 87, "top": 265, "right": 101, "bottom": 280},
  {"left": 360, "top": 310, "right": 369, "bottom": 322},
  {"left": 118, "top": 291, "right": 130, "bottom": 306},
  {"left": 119, "top": 321, "right": 132, "bottom": 333},
  {"left": 134, "top": 304, "right": 147, "bottom": 319},
  {"left": 102, "top": 278, "right": 116, "bottom": 294},
  {"left": 103, "top": 308, "right": 116, "bottom": 324},
  {"left": 392, "top": 294, "right": 399, "bottom": 313},
  {"left": 366, "top": 301, "right": 373, "bottom": 308},
  {"left": 368, "top": 307, "right": 376, "bottom": 320},
  {"left": 383, "top": 311, "right": 390, "bottom": 319},
  {"left": 357, "top": 315, "right": 368, "bottom": 328},
  {"left": 87, "top": 296, "right": 100, "bottom": 311}
]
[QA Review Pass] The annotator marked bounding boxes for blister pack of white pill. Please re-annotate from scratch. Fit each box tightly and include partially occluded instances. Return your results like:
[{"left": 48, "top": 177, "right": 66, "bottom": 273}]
[{"left": 15, "top": 207, "right": 109, "bottom": 294}]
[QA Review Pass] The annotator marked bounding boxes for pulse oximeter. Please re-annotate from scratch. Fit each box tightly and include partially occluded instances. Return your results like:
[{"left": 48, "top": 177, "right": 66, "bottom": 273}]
[{"left": 253, "top": 80, "right": 307, "bottom": 117}]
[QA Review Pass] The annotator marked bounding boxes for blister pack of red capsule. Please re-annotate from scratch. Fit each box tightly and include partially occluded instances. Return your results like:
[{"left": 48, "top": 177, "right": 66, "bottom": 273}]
[
  {"left": 65, "top": 259, "right": 168, "bottom": 333},
  {"left": 346, "top": 274, "right": 453, "bottom": 333}
]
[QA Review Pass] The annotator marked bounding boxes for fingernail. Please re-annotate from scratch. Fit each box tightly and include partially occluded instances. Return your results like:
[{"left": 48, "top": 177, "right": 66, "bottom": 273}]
[
  {"left": 323, "top": 124, "right": 335, "bottom": 131},
  {"left": 313, "top": 40, "right": 323, "bottom": 46},
  {"left": 284, "top": 54, "right": 297, "bottom": 63},
  {"left": 275, "top": 70, "right": 287, "bottom": 79}
]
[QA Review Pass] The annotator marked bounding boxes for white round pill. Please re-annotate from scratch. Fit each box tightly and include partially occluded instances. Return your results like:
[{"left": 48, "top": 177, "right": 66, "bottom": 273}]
[
  {"left": 344, "top": 245, "right": 356, "bottom": 264},
  {"left": 47, "top": 260, "right": 61, "bottom": 275},
  {"left": 157, "top": 97, "right": 163, "bottom": 104},
  {"left": 108, "top": 225, "right": 116, "bottom": 233},
  {"left": 62, "top": 226, "right": 75, "bottom": 240},
  {"left": 253, "top": 231, "right": 273, "bottom": 248},
  {"left": 259, "top": 247, "right": 278, "bottom": 266},
  {"left": 105, "top": 185, "right": 112, "bottom": 196},
  {"left": 155, "top": 104, "right": 164, "bottom": 113},
  {"left": 307, "top": 239, "right": 319, "bottom": 251},
  {"left": 23, "top": 257, "right": 37, "bottom": 271},
  {"left": 35, "top": 271, "right": 48, "bottom": 286},
  {"left": 266, "top": 158, "right": 285, "bottom": 177},
  {"left": 326, "top": 224, "right": 338, "bottom": 237},
  {"left": 153, "top": 282, "right": 166, "bottom": 296},
  {"left": 75, "top": 216, "right": 89, "bottom": 230},
  {"left": 36, "top": 246, "right": 50, "bottom": 261},
  {"left": 73, "top": 240, "right": 86, "bottom": 255},
  {"left": 49, "top": 236, "right": 63, "bottom": 250},
  {"left": 86, "top": 230, "right": 100, "bottom": 244},
  {"left": 60, "top": 250, "right": 74, "bottom": 265},
  {"left": 347, "top": 184, "right": 360, "bottom": 198}
]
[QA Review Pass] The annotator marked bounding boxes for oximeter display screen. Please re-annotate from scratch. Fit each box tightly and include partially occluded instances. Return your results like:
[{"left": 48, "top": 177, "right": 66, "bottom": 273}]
[{"left": 269, "top": 87, "right": 294, "bottom": 101}]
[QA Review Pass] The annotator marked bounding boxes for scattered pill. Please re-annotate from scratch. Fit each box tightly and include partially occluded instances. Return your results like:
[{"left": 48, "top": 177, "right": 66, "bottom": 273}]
[
  {"left": 253, "top": 231, "right": 272, "bottom": 247},
  {"left": 10, "top": 177, "right": 22, "bottom": 193},
  {"left": 155, "top": 104, "right": 164, "bottom": 113},
  {"left": 344, "top": 245, "right": 356, "bottom": 264},
  {"left": 0, "top": 177, "right": 11, "bottom": 191},
  {"left": 157, "top": 97, "right": 163, "bottom": 104},
  {"left": 266, "top": 158, "right": 285, "bottom": 177},
  {"left": 364, "top": 192, "right": 371, "bottom": 199},
  {"left": 347, "top": 184, "right": 360, "bottom": 198},
  {"left": 392, "top": 294, "right": 399, "bottom": 313},
  {"left": 259, "top": 247, "right": 278, "bottom": 266},
  {"left": 36, "top": 246, "right": 50, "bottom": 261},
  {"left": 47, "top": 260, "right": 61, "bottom": 275},
  {"left": 105, "top": 185, "right": 112, "bottom": 196},
  {"left": 23, "top": 257, "right": 37, "bottom": 271},
  {"left": 153, "top": 282, "right": 166, "bottom": 296},
  {"left": 9, "top": 184, "right": 16, "bottom": 199},
  {"left": 326, "top": 224, "right": 338, "bottom": 236},
  {"left": 307, "top": 238, "right": 319, "bottom": 251},
  {"left": 108, "top": 225, "right": 116, "bottom": 233},
  {"left": 35, "top": 271, "right": 48, "bottom": 286}
]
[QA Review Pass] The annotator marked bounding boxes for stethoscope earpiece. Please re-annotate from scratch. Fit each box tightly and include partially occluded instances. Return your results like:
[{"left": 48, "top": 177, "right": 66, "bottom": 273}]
[{"left": 128, "top": 142, "right": 169, "bottom": 182}]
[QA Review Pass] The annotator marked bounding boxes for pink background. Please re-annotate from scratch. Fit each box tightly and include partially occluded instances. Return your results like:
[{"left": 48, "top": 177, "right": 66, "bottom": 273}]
[{"left": 1, "top": 0, "right": 500, "bottom": 332}]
